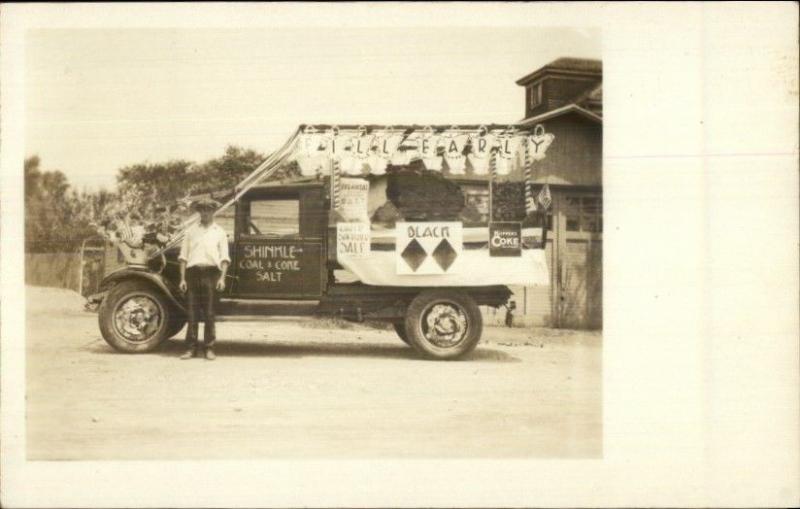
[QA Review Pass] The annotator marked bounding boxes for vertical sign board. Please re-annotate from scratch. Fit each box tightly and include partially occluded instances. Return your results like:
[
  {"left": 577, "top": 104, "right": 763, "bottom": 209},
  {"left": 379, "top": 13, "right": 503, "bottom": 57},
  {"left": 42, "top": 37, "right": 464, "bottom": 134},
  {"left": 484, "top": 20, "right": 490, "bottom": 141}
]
[
  {"left": 396, "top": 222, "right": 462, "bottom": 275},
  {"left": 337, "top": 222, "right": 371, "bottom": 258},
  {"left": 337, "top": 178, "right": 370, "bottom": 222},
  {"left": 489, "top": 222, "right": 522, "bottom": 257}
]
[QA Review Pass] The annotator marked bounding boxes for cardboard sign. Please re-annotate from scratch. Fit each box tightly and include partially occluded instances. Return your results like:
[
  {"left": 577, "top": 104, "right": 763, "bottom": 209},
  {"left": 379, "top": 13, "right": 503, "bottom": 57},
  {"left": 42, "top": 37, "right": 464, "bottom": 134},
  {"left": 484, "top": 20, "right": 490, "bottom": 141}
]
[
  {"left": 337, "top": 178, "right": 369, "bottom": 222},
  {"left": 396, "top": 222, "right": 462, "bottom": 274},
  {"left": 337, "top": 222, "right": 371, "bottom": 259},
  {"left": 489, "top": 222, "right": 522, "bottom": 257}
]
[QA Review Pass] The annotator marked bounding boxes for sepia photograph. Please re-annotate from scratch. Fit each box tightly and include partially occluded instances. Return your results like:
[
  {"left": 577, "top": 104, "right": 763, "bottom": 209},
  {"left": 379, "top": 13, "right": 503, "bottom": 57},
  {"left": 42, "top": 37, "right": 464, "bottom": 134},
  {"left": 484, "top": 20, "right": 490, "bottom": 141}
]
[
  {"left": 23, "top": 26, "right": 602, "bottom": 460},
  {"left": 2, "top": 3, "right": 797, "bottom": 508}
]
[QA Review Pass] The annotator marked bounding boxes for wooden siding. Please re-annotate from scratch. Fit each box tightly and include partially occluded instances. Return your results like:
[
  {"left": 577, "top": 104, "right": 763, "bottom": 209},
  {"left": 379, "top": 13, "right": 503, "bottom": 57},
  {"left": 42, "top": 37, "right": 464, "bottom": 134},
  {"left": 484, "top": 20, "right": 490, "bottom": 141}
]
[{"left": 531, "top": 114, "right": 602, "bottom": 187}]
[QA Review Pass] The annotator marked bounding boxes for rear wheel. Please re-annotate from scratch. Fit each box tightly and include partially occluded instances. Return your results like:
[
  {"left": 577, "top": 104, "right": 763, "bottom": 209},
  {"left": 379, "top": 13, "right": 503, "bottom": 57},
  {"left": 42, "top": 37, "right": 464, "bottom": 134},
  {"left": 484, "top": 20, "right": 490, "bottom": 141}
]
[
  {"left": 404, "top": 290, "right": 482, "bottom": 360},
  {"left": 98, "top": 280, "right": 172, "bottom": 353}
]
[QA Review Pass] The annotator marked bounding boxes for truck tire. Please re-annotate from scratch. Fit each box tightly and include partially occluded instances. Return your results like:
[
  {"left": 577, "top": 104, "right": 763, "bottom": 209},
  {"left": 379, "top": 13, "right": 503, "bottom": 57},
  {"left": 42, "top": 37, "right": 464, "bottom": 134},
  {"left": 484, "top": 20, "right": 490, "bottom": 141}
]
[
  {"left": 393, "top": 322, "right": 412, "bottom": 346},
  {"left": 98, "top": 280, "right": 172, "bottom": 353},
  {"left": 404, "top": 290, "right": 483, "bottom": 360}
]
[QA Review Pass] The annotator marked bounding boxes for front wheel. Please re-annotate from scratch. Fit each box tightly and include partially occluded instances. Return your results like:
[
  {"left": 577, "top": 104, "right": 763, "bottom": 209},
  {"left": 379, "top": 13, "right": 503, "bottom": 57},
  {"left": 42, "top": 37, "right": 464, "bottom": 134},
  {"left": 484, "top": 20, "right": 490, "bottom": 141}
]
[
  {"left": 404, "top": 290, "right": 483, "bottom": 360},
  {"left": 98, "top": 280, "right": 172, "bottom": 353}
]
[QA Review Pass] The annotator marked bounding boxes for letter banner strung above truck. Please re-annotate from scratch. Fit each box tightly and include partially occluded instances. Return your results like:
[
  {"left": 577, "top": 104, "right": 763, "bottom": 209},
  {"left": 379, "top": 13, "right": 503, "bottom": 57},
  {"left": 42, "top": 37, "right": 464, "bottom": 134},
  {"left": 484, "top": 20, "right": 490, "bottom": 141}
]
[
  {"left": 293, "top": 124, "right": 555, "bottom": 179},
  {"left": 396, "top": 222, "right": 463, "bottom": 275}
]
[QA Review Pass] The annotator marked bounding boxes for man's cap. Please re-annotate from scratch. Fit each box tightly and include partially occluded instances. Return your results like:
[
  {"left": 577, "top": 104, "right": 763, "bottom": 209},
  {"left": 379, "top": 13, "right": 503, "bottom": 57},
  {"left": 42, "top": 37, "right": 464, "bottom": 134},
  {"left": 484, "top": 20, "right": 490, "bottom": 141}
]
[{"left": 191, "top": 197, "right": 222, "bottom": 211}]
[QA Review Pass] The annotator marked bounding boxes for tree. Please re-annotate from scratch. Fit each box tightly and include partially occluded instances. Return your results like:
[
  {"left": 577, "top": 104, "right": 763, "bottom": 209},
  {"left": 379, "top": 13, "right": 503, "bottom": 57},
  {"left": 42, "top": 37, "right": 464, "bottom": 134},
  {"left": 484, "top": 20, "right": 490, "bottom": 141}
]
[
  {"left": 117, "top": 159, "right": 194, "bottom": 207},
  {"left": 189, "top": 146, "right": 267, "bottom": 195},
  {"left": 25, "top": 144, "right": 299, "bottom": 252},
  {"left": 25, "top": 156, "right": 96, "bottom": 252}
]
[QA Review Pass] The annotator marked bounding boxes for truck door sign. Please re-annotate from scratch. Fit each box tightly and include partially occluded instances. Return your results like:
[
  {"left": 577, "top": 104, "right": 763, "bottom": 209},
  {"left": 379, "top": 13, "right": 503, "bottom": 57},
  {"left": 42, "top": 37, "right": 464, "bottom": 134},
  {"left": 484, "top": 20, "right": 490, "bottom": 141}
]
[
  {"left": 238, "top": 243, "right": 302, "bottom": 283},
  {"left": 396, "top": 222, "right": 462, "bottom": 275}
]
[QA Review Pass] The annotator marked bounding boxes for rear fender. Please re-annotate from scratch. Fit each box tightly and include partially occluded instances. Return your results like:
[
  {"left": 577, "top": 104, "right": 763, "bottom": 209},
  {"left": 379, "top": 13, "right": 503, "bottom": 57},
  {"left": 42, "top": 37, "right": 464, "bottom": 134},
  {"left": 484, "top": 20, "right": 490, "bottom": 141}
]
[{"left": 99, "top": 268, "right": 185, "bottom": 312}]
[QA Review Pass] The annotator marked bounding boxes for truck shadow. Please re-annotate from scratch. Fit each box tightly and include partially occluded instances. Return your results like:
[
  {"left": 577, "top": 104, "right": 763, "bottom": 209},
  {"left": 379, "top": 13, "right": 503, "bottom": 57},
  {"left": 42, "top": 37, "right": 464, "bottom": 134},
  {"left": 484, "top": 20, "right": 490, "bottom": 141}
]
[{"left": 147, "top": 338, "right": 521, "bottom": 363}]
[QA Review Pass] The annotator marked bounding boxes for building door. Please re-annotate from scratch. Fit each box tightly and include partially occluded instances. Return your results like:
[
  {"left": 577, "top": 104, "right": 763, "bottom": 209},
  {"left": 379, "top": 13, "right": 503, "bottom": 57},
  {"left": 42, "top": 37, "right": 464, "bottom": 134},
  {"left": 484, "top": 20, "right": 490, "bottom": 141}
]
[{"left": 554, "top": 191, "right": 602, "bottom": 329}]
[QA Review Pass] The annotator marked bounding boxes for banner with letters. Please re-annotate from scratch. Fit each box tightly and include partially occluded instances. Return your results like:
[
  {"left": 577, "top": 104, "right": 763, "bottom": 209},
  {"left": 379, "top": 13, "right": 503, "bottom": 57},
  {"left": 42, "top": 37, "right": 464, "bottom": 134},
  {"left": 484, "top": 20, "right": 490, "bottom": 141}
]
[{"left": 293, "top": 124, "right": 555, "bottom": 178}]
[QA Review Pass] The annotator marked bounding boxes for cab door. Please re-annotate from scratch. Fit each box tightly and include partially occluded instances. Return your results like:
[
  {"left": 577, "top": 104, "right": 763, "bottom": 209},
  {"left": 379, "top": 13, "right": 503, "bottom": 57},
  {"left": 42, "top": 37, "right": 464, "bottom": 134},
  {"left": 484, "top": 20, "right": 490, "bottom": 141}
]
[{"left": 232, "top": 188, "right": 325, "bottom": 299}]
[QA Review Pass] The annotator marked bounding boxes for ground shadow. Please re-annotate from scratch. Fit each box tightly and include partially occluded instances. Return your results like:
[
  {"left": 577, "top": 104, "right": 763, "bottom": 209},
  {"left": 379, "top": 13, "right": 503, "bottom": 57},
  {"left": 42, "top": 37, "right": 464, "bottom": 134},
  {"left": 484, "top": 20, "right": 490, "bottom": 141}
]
[{"left": 88, "top": 337, "right": 520, "bottom": 363}]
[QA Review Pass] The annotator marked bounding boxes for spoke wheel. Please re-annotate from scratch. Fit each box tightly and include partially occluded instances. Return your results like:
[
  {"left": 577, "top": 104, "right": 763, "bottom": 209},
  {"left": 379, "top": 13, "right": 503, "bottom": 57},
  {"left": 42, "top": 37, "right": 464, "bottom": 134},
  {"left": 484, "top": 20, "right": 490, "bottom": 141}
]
[
  {"left": 99, "top": 280, "right": 172, "bottom": 353},
  {"left": 419, "top": 302, "right": 469, "bottom": 348},
  {"left": 405, "top": 290, "right": 483, "bottom": 360},
  {"left": 112, "top": 294, "right": 163, "bottom": 343}
]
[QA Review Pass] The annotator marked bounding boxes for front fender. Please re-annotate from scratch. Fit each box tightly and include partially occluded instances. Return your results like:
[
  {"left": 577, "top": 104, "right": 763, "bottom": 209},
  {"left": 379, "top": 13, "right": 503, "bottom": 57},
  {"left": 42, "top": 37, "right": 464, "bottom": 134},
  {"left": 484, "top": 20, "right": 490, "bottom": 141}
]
[{"left": 100, "top": 267, "right": 186, "bottom": 312}]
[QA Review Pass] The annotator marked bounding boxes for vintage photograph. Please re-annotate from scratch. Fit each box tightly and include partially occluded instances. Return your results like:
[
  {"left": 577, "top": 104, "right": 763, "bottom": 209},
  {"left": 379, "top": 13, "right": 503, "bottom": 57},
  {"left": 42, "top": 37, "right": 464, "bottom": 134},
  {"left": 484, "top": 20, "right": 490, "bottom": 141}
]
[{"left": 23, "top": 26, "right": 603, "bottom": 460}]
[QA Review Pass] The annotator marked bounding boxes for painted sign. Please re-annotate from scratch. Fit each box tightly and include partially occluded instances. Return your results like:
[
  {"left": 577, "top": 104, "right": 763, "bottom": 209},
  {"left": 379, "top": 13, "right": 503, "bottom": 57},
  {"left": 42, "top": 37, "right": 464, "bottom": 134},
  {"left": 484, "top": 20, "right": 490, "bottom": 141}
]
[
  {"left": 337, "top": 178, "right": 369, "bottom": 222},
  {"left": 236, "top": 241, "right": 304, "bottom": 295},
  {"left": 337, "top": 222, "right": 371, "bottom": 259},
  {"left": 396, "top": 221, "right": 462, "bottom": 275},
  {"left": 489, "top": 222, "right": 522, "bottom": 257}
]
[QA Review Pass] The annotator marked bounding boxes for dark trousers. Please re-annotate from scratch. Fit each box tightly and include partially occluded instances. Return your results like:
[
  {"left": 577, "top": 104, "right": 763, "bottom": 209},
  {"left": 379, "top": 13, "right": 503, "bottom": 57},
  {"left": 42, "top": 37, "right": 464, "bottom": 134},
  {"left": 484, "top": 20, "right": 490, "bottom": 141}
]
[{"left": 185, "top": 266, "right": 221, "bottom": 348}]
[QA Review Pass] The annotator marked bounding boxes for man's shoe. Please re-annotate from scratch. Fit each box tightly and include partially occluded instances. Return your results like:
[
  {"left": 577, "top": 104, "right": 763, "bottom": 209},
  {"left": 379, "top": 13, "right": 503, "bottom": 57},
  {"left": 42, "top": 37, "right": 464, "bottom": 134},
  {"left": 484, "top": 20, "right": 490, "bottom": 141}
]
[
  {"left": 180, "top": 348, "right": 196, "bottom": 360},
  {"left": 204, "top": 348, "right": 216, "bottom": 361}
]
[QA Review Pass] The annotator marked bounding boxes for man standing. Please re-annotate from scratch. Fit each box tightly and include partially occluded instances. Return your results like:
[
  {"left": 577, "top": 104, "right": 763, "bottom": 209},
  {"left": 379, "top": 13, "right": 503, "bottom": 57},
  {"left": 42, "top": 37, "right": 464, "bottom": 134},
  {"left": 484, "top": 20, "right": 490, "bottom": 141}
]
[{"left": 178, "top": 198, "right": 230, "bottom": 360}]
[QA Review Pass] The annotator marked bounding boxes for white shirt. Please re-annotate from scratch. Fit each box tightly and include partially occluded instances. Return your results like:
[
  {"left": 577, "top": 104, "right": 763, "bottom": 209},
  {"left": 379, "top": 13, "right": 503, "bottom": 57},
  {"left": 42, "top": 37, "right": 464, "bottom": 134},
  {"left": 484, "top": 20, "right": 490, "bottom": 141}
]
[{"left": 179, "top": 222, "right": 231, "bottom": 269}]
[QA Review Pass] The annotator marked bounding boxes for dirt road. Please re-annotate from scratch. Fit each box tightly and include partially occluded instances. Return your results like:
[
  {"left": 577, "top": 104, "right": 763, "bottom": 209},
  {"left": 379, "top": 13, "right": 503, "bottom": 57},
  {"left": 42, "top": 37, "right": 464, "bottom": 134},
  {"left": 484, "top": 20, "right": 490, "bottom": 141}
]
[{"left": 25, "top": 286, "right": 602, "bottom": 460}]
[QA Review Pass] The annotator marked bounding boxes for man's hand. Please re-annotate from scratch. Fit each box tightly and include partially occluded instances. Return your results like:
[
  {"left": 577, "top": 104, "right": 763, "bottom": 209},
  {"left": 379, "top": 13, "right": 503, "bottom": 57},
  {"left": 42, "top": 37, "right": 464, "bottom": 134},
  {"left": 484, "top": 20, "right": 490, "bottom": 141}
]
[
  {"left": 179, "top": 280, "right": 187, "bottom": 293},
  {"left": 216, "top": 277, "right": 226, "bottom": 292}
]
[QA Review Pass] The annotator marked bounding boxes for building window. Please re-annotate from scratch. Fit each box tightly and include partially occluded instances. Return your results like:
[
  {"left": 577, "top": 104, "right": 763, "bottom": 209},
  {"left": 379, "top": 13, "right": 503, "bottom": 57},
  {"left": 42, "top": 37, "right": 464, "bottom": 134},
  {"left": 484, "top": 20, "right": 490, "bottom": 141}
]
[
  {"left": 464, "top": 189, "right": 490, "bottom": 225},
  {"left": 564, "top": 195, "right": 602, "bottom": 233},
  {"left": 529, "top": 83, "right": 543, "bottom": 108}
]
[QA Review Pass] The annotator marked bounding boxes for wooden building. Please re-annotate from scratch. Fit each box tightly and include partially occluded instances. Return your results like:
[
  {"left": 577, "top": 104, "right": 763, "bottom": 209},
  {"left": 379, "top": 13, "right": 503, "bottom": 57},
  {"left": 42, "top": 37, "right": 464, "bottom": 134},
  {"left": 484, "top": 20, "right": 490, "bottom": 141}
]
[{"left": 495, "top": 57, "right": 603, "bottom": 329}]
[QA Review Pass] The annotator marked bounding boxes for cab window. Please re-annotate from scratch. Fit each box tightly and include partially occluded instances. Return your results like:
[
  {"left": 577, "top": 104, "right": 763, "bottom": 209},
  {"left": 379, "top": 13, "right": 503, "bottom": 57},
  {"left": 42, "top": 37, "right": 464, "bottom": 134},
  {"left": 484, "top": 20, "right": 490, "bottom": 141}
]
[{"left": 245, "top": 198, "right": 300, "bottom": 237}]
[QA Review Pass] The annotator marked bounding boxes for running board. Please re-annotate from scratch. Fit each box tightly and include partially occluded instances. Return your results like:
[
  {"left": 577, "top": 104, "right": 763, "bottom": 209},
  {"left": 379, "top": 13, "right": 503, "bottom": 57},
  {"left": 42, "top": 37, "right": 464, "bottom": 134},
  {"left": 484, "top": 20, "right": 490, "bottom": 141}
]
[
  {"left": 216, "top": 314, "right": 319, "bottom": 323},
  {"left": 217, "top": 299, "right": 320, "bottom": 318}
]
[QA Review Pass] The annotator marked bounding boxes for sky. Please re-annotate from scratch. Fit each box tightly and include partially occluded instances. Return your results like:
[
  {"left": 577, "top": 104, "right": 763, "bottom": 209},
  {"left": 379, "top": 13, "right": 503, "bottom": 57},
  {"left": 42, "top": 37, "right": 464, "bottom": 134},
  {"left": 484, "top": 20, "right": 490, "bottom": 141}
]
[{"left": 26, "top": 27, "right": 600, "bottom": 191}]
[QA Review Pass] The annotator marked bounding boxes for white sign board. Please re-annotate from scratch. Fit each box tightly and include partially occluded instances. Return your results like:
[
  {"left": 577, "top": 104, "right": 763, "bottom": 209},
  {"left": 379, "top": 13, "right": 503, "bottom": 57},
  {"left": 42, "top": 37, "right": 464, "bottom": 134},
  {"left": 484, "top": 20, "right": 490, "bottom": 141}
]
[
  {"left": 337, "top": 222, "right": 371, "bottom": 259},
  {"left": 396, "top": 222, "right": 462, "bottom": 275},
  {"left": 337, "top": 178, "right": 369, "bottom": 222}
]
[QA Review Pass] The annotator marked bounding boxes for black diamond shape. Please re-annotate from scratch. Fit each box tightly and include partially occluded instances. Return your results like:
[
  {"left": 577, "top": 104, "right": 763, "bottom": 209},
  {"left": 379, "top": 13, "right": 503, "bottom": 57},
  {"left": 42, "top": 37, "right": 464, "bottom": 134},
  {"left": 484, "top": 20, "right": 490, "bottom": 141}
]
[
  {"left": 401, "top": 238, "right": 427, "bottom": 272},
  {"left": 432, "top": 239, "right": 457, "bottom": 272}
]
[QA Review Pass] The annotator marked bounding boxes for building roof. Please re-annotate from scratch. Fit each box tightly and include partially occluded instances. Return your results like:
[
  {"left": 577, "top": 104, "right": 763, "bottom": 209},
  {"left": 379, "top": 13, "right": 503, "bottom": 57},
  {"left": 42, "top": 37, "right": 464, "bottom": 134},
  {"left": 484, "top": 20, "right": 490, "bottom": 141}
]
[
  {"left": 517, "top": 103, "right": 603, "bottom": 127},
  {"left": 516, "top": 57, "right": 602, "bottom": 86}
]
